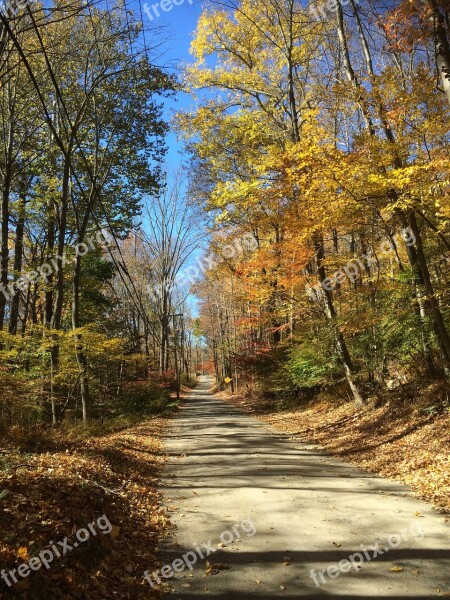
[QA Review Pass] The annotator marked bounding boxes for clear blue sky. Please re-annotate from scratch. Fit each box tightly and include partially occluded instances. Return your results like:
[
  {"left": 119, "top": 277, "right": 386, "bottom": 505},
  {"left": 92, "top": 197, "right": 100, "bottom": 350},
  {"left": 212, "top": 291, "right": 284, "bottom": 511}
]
[{"left": 137, "top": 0, "right": 206, "bottom": 169}]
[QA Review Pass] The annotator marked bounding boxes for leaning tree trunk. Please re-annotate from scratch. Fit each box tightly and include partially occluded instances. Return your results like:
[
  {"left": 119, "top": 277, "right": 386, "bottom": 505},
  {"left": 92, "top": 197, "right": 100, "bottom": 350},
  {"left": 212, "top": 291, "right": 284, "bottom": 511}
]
[
  {"left": 314, "top": 235, "right": 365, "bottom": 406},
  {"left": 407, "top": 211, "right": 450, "bottom": 373}
]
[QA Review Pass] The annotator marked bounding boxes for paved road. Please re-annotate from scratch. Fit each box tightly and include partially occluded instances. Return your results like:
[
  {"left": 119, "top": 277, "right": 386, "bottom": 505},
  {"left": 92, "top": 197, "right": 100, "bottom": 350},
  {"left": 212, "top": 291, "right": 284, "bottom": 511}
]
[{"left": 157, "top": 376, "right": 450, "bottom": 598}]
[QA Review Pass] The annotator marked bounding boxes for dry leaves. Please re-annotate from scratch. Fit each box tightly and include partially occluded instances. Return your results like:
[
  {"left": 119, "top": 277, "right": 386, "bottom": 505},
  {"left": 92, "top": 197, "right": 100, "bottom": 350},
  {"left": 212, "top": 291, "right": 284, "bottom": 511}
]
[
  {"left": 205, "top": 561, "right": 229, "bottom": 576},
  {"left": 0, "top": 416, "right": 172, "bottom": 599},
  {"left": 224, "top": 386, "right": 450, "bottom": 510}
]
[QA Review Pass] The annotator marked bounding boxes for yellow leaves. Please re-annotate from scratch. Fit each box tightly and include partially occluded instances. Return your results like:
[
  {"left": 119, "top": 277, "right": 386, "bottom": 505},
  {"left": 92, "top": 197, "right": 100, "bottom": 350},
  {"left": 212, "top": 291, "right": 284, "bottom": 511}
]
[
  {"left": 18, "top": 546, "right": 30, "bottom": 560},
  {"left": 390, "top": 565, "right": 404, "bottom": 572},
  {"left": 190, "top": 9, "right": 232, "bottom": 61}
]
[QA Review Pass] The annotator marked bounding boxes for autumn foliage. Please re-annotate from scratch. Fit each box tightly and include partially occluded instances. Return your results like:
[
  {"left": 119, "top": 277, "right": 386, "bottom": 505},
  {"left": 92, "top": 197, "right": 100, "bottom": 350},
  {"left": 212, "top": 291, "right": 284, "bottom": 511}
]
[{"left": 179, "top": 0, "right": 450, "bottom": 406}]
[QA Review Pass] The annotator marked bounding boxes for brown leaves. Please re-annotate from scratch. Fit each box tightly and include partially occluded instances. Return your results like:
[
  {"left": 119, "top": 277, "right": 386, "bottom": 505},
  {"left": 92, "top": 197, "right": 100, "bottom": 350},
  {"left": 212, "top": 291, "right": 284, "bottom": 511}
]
[
  {"left": 250, "top": 386, "right": 450, "bottom": 511},
  {"left": 0, "top": 417, "right": 171, "bottom": 599},
  {"left": 205, "top": 560, "right": 229, "bottom": 575}
]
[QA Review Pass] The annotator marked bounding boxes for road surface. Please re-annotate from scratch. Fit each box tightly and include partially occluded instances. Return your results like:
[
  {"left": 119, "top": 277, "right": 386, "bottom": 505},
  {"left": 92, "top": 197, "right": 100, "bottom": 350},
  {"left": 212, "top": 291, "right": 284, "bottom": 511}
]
[{"left": 156, "top": 376, "right": 450, "bottom": 599}]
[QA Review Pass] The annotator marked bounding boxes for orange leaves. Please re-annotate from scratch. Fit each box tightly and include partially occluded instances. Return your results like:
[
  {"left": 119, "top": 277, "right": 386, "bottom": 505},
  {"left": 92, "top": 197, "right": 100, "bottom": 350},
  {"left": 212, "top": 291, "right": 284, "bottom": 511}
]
[{"left": 382, "top": 0, "right": 435, "bottom": 52}]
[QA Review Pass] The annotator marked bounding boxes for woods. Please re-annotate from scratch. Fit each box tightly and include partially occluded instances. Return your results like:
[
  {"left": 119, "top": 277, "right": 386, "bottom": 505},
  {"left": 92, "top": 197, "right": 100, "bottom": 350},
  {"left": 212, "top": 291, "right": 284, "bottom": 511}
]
[
  {"left": 0, "top": 0, "right": 203, "bottom": 430},
  {"left": 1, "top": 0, "right": 448, "bottom": 429},
  {"left": 0, "top": 1, "right": 449, "bottom": 599},
  {"left": 180, "top": 0, "right": 450, "bottom": 405}
]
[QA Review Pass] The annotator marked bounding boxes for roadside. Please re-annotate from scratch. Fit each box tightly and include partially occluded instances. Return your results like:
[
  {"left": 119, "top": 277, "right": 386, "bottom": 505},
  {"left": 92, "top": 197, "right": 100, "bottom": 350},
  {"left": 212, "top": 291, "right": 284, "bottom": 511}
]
[
  {"left": 0, "top": 408, "right": 178, "bottom": 598},
  {"left": 218, "top": 386, "right": 450, "bottom": 511}
]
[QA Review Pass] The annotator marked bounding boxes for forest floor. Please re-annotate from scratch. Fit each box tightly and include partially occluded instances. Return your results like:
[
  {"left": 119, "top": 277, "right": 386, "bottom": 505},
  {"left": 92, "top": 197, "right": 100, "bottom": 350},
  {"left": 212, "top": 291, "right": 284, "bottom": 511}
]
[
  {"left": 0, "top": 403, "right": 184, "bottom": 599},
  {"left": 219, "top": 384, "right": 450, "bottom": 511},
  {"left": 1, "top": 381, "right": 449, "bottom": 598}
]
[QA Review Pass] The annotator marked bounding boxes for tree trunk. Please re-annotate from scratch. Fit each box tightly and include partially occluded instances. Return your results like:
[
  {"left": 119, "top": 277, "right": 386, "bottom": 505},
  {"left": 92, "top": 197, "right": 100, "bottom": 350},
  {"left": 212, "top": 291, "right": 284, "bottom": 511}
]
[
  {"left": 9, "top": 187, "right": 26, "bottom": 334},
  {"left": 429, "top": 0, "right": 450, "bottom": 107},
  {"left": 72, "top": 252, "right": 92, "bottom": 421},
  {"left": 0, "top": 171, "right": 11, "bottom": 330},
  {"left": 345, "top": 0, "right": 448, "bottom": 376},
  {"left": 0, "top": 127, "right": 13, "bottom": 331},
  {"left": 314, "top": 235, "right": 365, "bottom": 406},
  {"left": 407, "top": 211, "right": 450, "bottom": 372}
]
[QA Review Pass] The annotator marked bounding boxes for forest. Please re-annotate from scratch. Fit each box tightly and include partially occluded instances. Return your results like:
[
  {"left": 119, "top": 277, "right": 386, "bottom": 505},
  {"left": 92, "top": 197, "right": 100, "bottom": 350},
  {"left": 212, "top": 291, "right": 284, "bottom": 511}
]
[
  {"left": 0, "top": 0, "right": 448, "bottom": 428},
  {"left": 0, "top": 0, "right": 208, "bottom": 432},
  {"left": 181, "top": 0, "right": 450, "bottom": 409},
  {"left": 0, "top": 0, "right": 449, "bottom": 598}
]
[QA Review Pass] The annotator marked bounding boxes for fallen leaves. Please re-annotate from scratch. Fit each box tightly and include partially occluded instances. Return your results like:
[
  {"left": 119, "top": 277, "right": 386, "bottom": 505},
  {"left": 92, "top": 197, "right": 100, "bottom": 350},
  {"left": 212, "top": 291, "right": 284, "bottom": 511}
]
[
  {"left": 390, "top": 566, "right": 404, "bottom": 572},
  {"left": 205, "top": 561, "right": 229, "bottom": 575},
  {"left": 0, "top": 416, "right": 172, "bottom": 599},
  {"left": 225, "top": 387, "right": 450, "bottom": 511},
  {"left": 17, "top": 546, "right": 30, "bottom": 560}
]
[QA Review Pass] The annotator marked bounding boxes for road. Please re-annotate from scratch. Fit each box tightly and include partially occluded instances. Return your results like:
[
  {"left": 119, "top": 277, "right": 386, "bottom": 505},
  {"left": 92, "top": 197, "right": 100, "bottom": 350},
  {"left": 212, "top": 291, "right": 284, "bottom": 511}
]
[{"left": 156, "top": 376, "right": 450, "bottom": 598}]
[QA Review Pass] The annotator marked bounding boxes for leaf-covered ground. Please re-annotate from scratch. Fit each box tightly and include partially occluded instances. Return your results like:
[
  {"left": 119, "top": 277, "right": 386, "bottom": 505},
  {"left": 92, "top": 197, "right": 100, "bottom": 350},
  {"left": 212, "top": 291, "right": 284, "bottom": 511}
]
[
  {"left": 220, "top": 385, "right": 450, "bottom": 512},
  {"left": 0, "top": 417, "right": 173, "bottom": 599}
]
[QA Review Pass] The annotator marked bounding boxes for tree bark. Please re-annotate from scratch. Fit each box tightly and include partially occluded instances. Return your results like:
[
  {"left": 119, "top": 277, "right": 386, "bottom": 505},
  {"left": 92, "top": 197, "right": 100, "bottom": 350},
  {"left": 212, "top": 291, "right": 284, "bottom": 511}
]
[
  {"left": 314, "top": 235, "right": 365, "bottom": 406},
  {"left": 72, "top": 252, "right": 92, "bottom": 421},
  {"left": 429, "top": 0, "right": 450, "bottom": 107},
  {"left": 9, "top": 189, "right": 26, "bottom": 335}
]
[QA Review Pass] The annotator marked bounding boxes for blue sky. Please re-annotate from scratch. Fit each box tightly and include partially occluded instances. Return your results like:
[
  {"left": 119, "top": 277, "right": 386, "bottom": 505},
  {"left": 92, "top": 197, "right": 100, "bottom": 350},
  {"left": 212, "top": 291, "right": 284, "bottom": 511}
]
[
  {"left": 137, "top": 0, "right": 205, "bottom": 169},
  {"left": 135, "top": 0, "right": 209, "bottom": 315}
]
